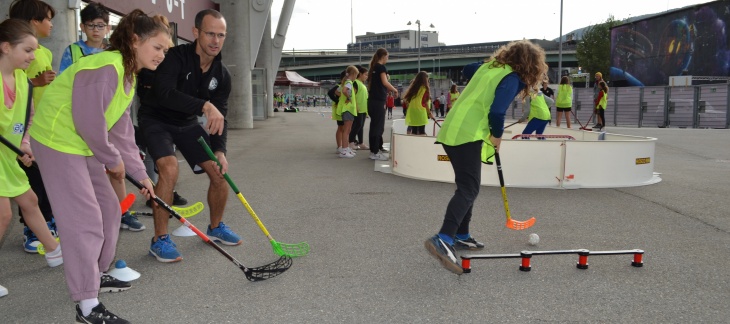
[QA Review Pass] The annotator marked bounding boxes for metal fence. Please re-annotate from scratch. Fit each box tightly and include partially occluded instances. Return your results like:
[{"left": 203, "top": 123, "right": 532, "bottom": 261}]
[{"left": 507, "top": 84, "right": 730, "bottom": 129}]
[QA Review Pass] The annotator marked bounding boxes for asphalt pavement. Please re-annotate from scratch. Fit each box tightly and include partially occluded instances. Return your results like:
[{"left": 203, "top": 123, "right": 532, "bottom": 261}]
[{"left": 1, "top": 107, "right": 729, "bottom": 323}]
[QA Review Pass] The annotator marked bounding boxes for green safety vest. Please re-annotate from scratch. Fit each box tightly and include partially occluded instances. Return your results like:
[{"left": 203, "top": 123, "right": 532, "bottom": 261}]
[
  {"left": 30, "top": 51, "right": 135, "bottom": 156},
  {"left": 529, "top": 93, "right": 551, "bottom": 121},
  {"left": 0, "top": 69, "right": 32, "bottom": 196},
  {"left": 436, "top": 61, "right": 514, "bottom": 164},
  {"left": 25, "top": 44, "right": 52, "bottom": 106},
  {"left": 331, "top": 85, "right": 341, "bottom": 121},
  {"left": 337, "top": 80, "right": 357, "bottom": 116},
  {"left": 354, "top": 79, "right": 368, "bottom": 114},
  {"left": 556, "top": 84, "right": 572, "bottom": 108},
  {"left": 597, "top": 90, "right": 608, "bottom": 109},
  {"left": 69, "top": 43, "right": 86, "bottom": 64},
  {"left": 450, "top": 91, "right": 459, "bottom": 104},
  {"left": 405, "top": 86, "right": 428, "bottom": 127}
]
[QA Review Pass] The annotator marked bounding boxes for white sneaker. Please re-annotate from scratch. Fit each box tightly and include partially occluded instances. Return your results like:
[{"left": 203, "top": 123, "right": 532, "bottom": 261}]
[
  {"left": 339, "top": 151, "right": 355, "bottom": 158},
  {"left": 346, "top": 147, "right": 356, "bottom": 155},
  {"left": 0, "top": 284, "right": 7, "bottom": 297},
  {"left": 369, "top": 152, "right": 388, "bottom": 161},
  {"left": 349, "top": 142, "right": 359, "bottom": 150}
]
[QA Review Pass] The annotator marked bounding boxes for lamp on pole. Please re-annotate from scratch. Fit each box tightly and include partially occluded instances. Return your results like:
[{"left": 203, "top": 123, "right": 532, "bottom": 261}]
[{"left": 407, "top": 20, "right": 434, "bottom": 72}]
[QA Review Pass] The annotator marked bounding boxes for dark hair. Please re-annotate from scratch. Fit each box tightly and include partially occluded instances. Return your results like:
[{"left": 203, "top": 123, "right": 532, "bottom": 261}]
[
  {"left": 194, "top": 9, "right": 224, "bottom": 29},
  {"left": 9, "top": 0, "right": 56, "bottom": 22},
  {"left": 367, "top": 48, "right": 388, "bottom": 89},
  {"left": 403, "top": 71, "right": 429, "bottom": 102},
  {"left": 560, "top": 76, "right": 570, "bottom": 84},
  {"left": 450, "top": 84, "right": 457, "bottom": 93},
  {"left": 0, "top": 19, "right": 36, "bottom": 57},
  {"left": 108, "top": 9, "right": 170, "bottom": 79},
  {"left": 355, "top": 65, "right": 368, "bottom": 75},
  {"left": 80, "top": 2, "right": 109, "bottom": 24}
]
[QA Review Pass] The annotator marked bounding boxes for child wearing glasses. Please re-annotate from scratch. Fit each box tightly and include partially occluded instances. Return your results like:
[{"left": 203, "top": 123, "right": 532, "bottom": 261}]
[{"left": 59, "top": 2, "right": 110, "bottom": 74}]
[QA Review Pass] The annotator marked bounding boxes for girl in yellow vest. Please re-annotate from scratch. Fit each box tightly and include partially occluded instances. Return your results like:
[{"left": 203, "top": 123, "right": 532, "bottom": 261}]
[
  {"left": 519, "top": 89, "right": 554, "bottom": 140},
  {"left": 555, "top": 75, "right": 573, "bottom": 128},
  {"left": 403, "top": 71, "right": 435, "bottom": 135},
  {"left": 349, "top": 65, "right": 369, "bottom": 150},
  {"left": 594, "top": 81, "right": 609, "bottom": 130},
  {"left": 425, "top": 40, "right": 546, "bottom": 274},
  {"left": 0, "top": 18, "right": 64, "bottom": 298},
  {"left": 29, "top": 10, "right": 166, "bottom": 322},
  {"left": 447, "top": 83, "right": 459, "bottom": 114},
  {"left": 337, "top": 65, "right": 359, "bottom": 158}
]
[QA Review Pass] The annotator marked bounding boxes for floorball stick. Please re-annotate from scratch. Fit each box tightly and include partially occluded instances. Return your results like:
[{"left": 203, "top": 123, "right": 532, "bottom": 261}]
[
  {"left": 130, "top": 201, "right": 205, "bottom": 218},
  {"left": 197, "top": 137, "right": 310, "bottom": 258},
  {"left": 495, "top": 152, "right": 536, "bottom": 230},
  {"left": 126, "top": 173, "right": 292, "bottom": 281}
]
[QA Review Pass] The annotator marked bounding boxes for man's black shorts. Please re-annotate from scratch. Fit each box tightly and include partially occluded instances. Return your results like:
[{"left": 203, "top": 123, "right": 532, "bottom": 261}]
[{"left": 139, "top": 117, "right": 212, "bottom": 174}]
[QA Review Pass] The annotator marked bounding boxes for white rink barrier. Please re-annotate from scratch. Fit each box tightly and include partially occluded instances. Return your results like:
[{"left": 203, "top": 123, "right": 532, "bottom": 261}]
[{"left": 389, "top": 119, "right": 661, "bottom": 189}]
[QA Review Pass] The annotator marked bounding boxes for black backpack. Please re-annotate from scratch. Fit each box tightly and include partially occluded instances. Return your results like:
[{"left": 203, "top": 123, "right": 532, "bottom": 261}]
[{"left": 327, "top": 85, "right": 339, "bottom": 102}]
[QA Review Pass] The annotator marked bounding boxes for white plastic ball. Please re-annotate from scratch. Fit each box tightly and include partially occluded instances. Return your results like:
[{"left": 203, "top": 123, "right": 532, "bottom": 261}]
[{"left": 528, "top": 233, "right": 539, "bottom": 246}]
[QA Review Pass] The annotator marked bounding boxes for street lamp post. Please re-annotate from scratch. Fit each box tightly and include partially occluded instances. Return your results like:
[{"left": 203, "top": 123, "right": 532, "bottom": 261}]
[{"left": 407, "top": 20, "right": 434, "bottom": 72}]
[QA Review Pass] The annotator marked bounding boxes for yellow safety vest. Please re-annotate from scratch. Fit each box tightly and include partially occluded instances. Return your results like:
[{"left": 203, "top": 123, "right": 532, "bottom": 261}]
[
  {"left": 25, "top": 44, "right": 52, "bottom": 106},
  {"left": 556, "top": 84, "right": 572, "bottom": 108},
  {"left": 0, "top": 69, "right": 32, "bottom": 196},
  {"left": 30, "top": 51, "right": 134, "bottom": 156},
  {"left": 405, "top": 86, "right": 428, "bottom": 127},
  {"left": 529, "top": 93, "right": 551, "bottom": 121}
]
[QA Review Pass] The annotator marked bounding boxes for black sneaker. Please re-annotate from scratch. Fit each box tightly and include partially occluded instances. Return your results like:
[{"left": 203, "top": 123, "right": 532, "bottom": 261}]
[
  {"left": 99, "top": 274, "right": 131, "bottom": 293},
  {"left": 172, "top": 191, "right": 188, "bottom": 206},
  {"left": 454, "top": 236, "right": 485, "bottom": 250},
  {"left": 424, "top": 235, "right": 463, "bottom": 274},
  {"left": 75, "top": 303, "right": 129, "bottom": 324}
]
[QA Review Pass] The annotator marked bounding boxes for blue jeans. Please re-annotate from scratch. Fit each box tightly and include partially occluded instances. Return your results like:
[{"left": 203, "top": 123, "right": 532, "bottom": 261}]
[{"left": 521, "top": 119, "right": 550, "bottom": 140}]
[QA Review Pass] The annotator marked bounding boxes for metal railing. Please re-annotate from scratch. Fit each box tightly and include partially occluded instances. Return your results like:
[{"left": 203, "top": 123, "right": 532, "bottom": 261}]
[{"left": 505, "top": 84, "right": 730, "bottom": 129}]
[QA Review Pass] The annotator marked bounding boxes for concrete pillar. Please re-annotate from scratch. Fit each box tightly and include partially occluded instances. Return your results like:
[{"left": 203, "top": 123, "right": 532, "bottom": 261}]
[
  {"left": 0, "top": 0, "right": 77, "bottom": 71},
  {"left": 219, "top": 1, "right": 253, "bottom": 129},
  {"left": 269, "top": 0, "right": 296, "bottom": 114},
  {"left": 256, "top": 15, "right": 274, "bottom": 116}
]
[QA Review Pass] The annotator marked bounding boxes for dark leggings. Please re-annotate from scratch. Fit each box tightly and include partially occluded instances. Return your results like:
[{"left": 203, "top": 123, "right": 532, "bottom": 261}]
[
  {"left": 18, "top": 161, "right": 54, "bottom": 224},
  {"left": 349, "top": 113, "right": 366, "bottom": 144},
  {"left": 598, "top": 108, "right": 606, "bottom": 125},
  {"left": 439, "top": 141, "right": 482, "bottom": 238},
  {"left": 368, "top": 99, "right": 386, "bottom": 154}
]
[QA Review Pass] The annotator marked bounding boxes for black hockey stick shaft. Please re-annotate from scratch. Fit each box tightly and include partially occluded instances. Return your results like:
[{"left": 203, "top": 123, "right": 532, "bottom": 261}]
[{"left": 125, "top": 173, "right": 254, "bottom": 276}]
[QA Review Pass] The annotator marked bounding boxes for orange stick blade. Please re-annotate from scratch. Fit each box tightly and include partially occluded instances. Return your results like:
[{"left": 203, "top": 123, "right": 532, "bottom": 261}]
[
  {"left": 120, "top": 193, "right": 136, "bottom": 214},
  {"left": 506, "top": 217, "right": 536, "bottom": 230}
]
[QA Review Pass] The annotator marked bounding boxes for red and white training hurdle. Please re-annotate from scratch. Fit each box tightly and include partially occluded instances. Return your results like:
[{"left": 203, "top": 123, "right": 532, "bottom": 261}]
[{"left": 461, "top": 249, "right": 644, "bottom": 273}]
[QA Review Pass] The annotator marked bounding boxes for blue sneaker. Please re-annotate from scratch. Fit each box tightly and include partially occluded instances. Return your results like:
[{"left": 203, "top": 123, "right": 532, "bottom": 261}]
[
  {"left": 206, "top": 222, "right": 242, "bottom": 246},
  {"left": 149, "top": 234, "right": 182, "bottom": 262},
  {"left": 120, "top": 212, "right": 146, "bottom": 231},
  {"left": 23, "top": 226, "right": 40, "bottom": 253},
  {"left": 424, "top": 235, "right": 463, "bottom": 274},
  {"left": 48, "top": 218, "right": 58, "bottom": 238}
]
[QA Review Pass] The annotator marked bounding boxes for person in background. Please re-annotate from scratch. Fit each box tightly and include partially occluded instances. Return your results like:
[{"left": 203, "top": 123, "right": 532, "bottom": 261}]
[
  {"left": 367, "top": 48, "right": 398, "bottom": 161},
  {"left": 403, "top": 71, "right": 434, "bottom": 135},
  {"left": 592, "top": 71, "right": 603, "bottom": 127},
  {"left": 555, "top": 76, "right": 573, "bottom": 128},
  {"left": 29, "top": 9, "right": 164, "bottom": 322},
  {"left": 438, "top": 92, "right": 446, "bottom": 117},
  {"left": 349, "top": 65, "right": 369, "bottom": 149},
  {"left": 432, "top": 94, "right": 440, "bottom": 118},
  {"left": 426, "top": 40, "right": 546, "bottom": 274},
  {"left": 594, "top": 80, "right": 608, "bottom": 130},
  {"left": 447, "top": 83, "right": 459, "bottom": 115},
  {"left": 540, "top": 80, "right": 554, "bottom": 125},
  {"left": 385, "top": 91, "right": 394, "bottom": 120},
  {"left": 9, "top": 0, "right": 58, "bottom": 254},
  {"left": 58, "top": 1, "right": 109, "bottom": 74},
  {"left": 337, "top": 65, "right": 358, "bottom": 158},
  {"left": 519, "top": 82, "right": 554, "bottom": 140}
]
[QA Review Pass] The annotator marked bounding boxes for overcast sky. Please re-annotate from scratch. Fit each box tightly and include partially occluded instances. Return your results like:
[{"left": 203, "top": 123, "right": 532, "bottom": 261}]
[{"left": 270, "top": 0, "right": 716, "bottom": 50}]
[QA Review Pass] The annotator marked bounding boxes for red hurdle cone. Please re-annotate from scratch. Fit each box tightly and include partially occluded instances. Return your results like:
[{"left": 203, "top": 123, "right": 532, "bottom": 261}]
[
  {"left": 462, "top": 258, "right": 471, "bottom": 273},
  {"left": 519, "top": 252, "right": 532, "bottom": 272},
  {"left": 577, "top": 251, "right": 590, "bottom": 269},
  {"left": 632, "top": 252, "right": 644, "bottom": 267}
]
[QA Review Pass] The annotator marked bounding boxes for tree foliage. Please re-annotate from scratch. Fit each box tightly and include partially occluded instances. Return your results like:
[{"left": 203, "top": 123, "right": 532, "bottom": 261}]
[{"left": 576, "top": 16, "right": 620, "bottom": 82}]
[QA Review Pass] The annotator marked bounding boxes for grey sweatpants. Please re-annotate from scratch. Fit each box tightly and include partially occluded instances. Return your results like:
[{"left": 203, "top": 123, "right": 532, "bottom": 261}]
[{"left": 31, "top": 138, "right": 121, "bottom": 302}]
